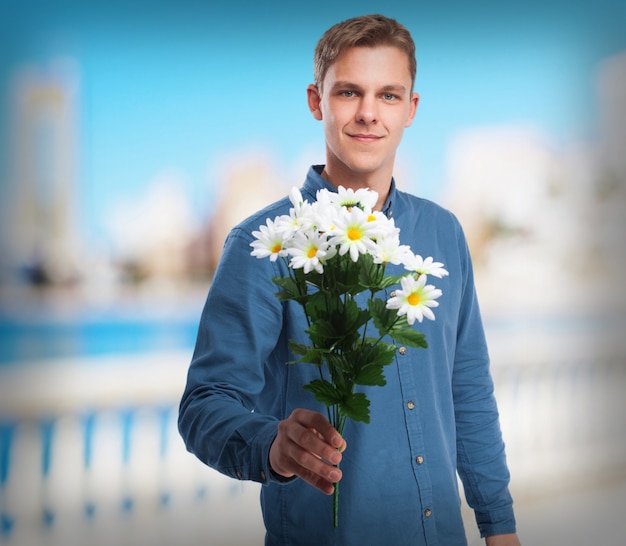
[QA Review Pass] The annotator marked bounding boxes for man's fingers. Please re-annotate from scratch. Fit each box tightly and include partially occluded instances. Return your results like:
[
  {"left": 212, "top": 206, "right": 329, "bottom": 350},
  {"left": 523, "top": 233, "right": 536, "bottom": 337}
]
[
  {"left": 299, "top": 469, "right": 340, "bottom": 496},
  {"left": 269, "top": 409, "right": 345, "bottom": 495},
  {"left": 288, "top": 452, "right": 342, "bottom": 495},
  {"left": 285, "top": 434, "right": 342, "bottom": 475},
  {"left": 283, "top": 410, "right": 343, "bottom": 464},
  {"left": 295, "top": 409, "right": 344, "bottom": 449}
]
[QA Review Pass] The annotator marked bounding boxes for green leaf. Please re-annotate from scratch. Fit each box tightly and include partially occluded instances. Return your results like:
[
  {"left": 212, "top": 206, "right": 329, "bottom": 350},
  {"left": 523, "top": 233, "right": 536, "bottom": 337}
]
[
  {"left": 368, "top": 298, "right": 399, "bottom": 334},
  {"left": 325, "top": 352, "right": 353, "bottom": 375},
  {"left": 368, "top": 298, "right": 428, "bottom": 348},
  {"left": 303, "top": 379, "right": 343, "bottom": 407},
  {"left": 273, "top": 275, "right": 308, "bottom": 303},
  {"left": 339, "top": 392, "right": 371, "bottom": 424},
  {"left": 304, "top": 291, "right": 332, "bottom": 322},
  {"left": 354, "top": 364, "right": 386, "bottom": 386},
  {"left": 289, "top": 340, "right": 309, "bottom": 356},
  {"left": 305, "top": 295, "right": 368, "bottom": 352},
  {"left": 358, "top": 255, "right": 386, "bottom": 291},
  {"left": 380, "top": 273, "right": 408, "bottom": 290},
  {"left": 299, "top": 268, "right": 324, "bottom": 289},
  {"left": 352, "top": 341, "right": 395, "bottom": 386},
  {"left": 331, "top": 255, "right": 367, "bottom": 295},
  {"left": 307, "top": 319, "right": 341, "bottom": 349},
  {"left": 340, "top": 298, "right": 370, "bottom": 337},
  {"left": 287, "top": 341, "right": 325, "bottom": 365},
  {"left": 388, "top": 324, "right": 428, "bottom": 348},
  {"left": 359, "top": 339, "right": 397, "bottom": 368}
]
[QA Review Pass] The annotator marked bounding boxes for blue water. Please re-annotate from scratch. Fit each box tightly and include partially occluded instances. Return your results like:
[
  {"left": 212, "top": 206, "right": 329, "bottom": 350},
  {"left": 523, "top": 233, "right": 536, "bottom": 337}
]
[
  {"left": 1, "top": 305, "right": 619, "bottom": 366},
  {"left": 0, "top": 315, "right": 199, "bottom": 365}
]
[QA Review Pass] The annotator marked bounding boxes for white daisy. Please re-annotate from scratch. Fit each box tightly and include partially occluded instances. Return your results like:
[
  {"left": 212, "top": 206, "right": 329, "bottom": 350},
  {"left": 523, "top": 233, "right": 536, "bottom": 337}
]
[
  {"left": 386, "top": 274, "right": 442, "bottom": 324},
  {"left": 366, "top": 211, "right": 399, "bottom": 242},
  {"left": 298, "top": 199, "right": 336, "bottom": 235},
  {"left": 288, "top": 186, "right": 305, "bottom": 209},
  {"left": 288, "top": 230, "right": 336, "bottom": 274},
  {"left": 373, "top": 235, "right": 411, "bottom": 265},
  {"left": 402, "top": 253, "right": 449, "bottom": 279},
  {"left": 318, "top": 185, "right": 378, "bottom": 212},
  {"left": 276, "top": 188, "right": 313, "bottom": 238},
  {"left": 250, "top": 218, "right": 288, "bottom": 261},
  {"left": 329, "top": 206, "right": 379, "bottom": 262}
]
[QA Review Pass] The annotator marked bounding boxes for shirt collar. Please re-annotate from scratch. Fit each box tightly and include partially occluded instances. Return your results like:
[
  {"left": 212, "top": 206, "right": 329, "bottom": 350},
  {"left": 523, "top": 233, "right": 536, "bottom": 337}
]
[{"left": 303, "top": 165, "right": 396, "bottom": 219}]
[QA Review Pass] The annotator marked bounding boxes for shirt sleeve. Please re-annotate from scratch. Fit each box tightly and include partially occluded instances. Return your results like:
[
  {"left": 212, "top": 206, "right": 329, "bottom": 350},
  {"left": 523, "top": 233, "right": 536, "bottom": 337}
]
[
  {"left": 451, "top": 223, "right": 517, "bottom": 537},
  {"left": 178, "top": 225, "right": 287, "bottom": 485}
]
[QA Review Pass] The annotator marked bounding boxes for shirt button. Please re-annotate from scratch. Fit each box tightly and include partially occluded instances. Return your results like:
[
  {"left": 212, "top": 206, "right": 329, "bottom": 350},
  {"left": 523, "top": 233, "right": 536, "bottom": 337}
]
[
  {"left": 407, "top": 401, "right": 415, "bottom": 410},
  {"left": 398, "top": 346, "right": 407, "bottom": 355},
  {"left": 424, "top": 508, "right": 432, "bottom": 517},
  {"left": 390, "top": 291, "right": 396, "bottom": 298},
  {"left": 415, "top": 455, "right": 424, "bottom": 465},
  {"left": 236, "top": 471, "right": 243, "bottom": 479},
  {"left": 260, "top": 471, "right": 266, "bottom": 481}
]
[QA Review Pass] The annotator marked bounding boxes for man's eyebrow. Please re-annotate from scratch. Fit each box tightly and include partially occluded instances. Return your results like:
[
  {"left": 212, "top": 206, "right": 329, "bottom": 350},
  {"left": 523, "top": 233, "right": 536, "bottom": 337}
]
[
  {"left": 379, "top": 84, "right": 408, "bottom": 94},
  {"left": 330, "top": 81, "right": 362, "bottom": 91},
  {"left": 329, "top": 81, "right": 408, "bottom": 94}
]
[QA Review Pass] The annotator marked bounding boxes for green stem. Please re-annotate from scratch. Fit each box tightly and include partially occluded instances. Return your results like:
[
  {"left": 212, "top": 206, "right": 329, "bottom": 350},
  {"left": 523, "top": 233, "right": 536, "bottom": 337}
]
[
  {"left": 332, "top": 413, "right": 346, "bottom": 528},
  {"left": 361, "top": 314, "right": 402, "bottom": 362},
  {"left": 333, "top": 469, "right": 340, "bottom": 528}
]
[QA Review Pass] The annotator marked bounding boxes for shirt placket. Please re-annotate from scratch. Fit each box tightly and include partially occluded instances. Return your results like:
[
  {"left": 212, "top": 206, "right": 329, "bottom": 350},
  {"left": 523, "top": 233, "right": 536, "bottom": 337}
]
[{"left": 396, "top": 346, "right": 438, "bottom": 545}]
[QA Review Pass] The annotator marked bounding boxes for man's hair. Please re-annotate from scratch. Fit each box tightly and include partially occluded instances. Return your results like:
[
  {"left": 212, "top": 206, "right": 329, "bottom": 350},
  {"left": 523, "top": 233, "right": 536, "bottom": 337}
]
[{"left": 313, "top": 14, "right": 417, "bottom": 92}]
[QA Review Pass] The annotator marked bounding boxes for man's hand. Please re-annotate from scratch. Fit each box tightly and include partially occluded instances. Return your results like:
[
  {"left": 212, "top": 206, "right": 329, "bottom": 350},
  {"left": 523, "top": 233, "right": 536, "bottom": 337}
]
[
  {"left": 485, "top": 533, "right": 521, "bottom": 546},
  {"left": 269, "top": 408, "right": 346, "bottom": 495}
]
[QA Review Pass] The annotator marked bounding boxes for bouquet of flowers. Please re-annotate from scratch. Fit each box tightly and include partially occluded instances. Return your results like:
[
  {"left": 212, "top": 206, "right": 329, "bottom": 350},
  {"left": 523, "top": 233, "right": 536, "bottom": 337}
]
[{"left": 250, "top": 185, "right": 448, "bottom": 527}]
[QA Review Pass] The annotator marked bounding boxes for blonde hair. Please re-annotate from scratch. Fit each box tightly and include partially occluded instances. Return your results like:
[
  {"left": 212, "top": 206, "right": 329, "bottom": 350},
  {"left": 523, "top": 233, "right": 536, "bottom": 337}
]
[{"left": 313, "top": 14, "right": 417, "bottom": 91}]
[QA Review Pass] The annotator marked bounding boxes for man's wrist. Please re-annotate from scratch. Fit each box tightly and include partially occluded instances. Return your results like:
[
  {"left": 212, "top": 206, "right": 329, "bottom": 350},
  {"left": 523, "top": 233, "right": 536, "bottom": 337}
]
[
  {"left": 485, "top": 533, "right": 521, "bottom": 546},
  {"left": 267, "top": 437, "right": 296, "bottom": 483}
]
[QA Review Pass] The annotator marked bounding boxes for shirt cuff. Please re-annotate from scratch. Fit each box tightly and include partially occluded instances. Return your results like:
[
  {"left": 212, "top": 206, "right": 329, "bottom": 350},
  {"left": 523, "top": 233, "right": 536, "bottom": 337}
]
[
  {"left": 244, "top": 419, "right": 296, "bottom": 486},
  {"left": 476, "top": 506, "right": 517, "bottom": 538}
]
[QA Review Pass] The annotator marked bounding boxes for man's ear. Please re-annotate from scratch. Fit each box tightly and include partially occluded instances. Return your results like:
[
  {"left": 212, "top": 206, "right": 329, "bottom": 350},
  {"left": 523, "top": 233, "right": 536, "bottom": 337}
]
[
  {"left": 405, "top": 92, "right": 419, "bottom": 128},
  {"left": 307, "top": 84, "right": 323, "bottom": 121}
]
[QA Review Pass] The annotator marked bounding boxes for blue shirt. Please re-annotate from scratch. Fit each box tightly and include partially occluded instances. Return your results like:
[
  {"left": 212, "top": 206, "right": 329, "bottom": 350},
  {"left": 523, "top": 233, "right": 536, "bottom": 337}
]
[{"left": 179, "top": 166, "right": 516, "bottom": 545}]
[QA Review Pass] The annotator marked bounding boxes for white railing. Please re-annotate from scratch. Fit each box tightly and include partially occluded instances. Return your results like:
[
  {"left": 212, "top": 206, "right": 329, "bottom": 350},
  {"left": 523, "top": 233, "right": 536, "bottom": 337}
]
[
  {"left": 1, "top": 319, "right": 625, "bottom": 545},
  {"left": 486, "top": 313, "right": 626, "bottom": 495}
]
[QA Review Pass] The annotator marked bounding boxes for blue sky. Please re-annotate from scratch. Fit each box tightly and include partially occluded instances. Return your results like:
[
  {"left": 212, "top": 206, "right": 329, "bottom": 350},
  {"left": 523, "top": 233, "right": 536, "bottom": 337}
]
[{"left": 1, "top": 0, "right": 625, "bottom": 243}]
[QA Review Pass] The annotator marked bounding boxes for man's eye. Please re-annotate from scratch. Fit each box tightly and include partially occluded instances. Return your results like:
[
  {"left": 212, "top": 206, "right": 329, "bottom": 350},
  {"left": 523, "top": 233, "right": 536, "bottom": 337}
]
[
  {"left": 383, "top": 93, "right": 396, "bottom": 101},
  {"left": 341, "top": 91, "right": 356, "bottom": 97}
]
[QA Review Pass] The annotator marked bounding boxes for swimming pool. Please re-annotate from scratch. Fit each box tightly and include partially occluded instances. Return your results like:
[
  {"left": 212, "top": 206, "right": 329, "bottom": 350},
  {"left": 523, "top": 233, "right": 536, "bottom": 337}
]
[{"left": 0, "top": 314, "right": 200, "bottom": 365}]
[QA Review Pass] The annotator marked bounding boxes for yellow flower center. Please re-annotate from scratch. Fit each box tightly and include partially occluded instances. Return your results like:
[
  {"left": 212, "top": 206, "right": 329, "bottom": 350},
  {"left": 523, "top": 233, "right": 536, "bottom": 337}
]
[
  {"left": 307, "top": 247, "right": 318, "bottom": 259},
  {"left": 367, "top": 214, "right": 376, "bottom": 222},
  {"left": 407, "top": 292, "right": 420, "bottom": 306},
  {"left": 271, "top": 243, "right": 282, "bottom": 253},
  {"left": 347, "top": 227, "right": 362, "bottom": 241}
]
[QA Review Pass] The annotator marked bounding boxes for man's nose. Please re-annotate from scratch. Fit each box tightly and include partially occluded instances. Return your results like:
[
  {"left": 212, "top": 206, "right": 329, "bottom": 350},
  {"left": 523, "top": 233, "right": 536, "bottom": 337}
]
[{"left": 355, "top": 95, "right": 378, "bottom": 124}]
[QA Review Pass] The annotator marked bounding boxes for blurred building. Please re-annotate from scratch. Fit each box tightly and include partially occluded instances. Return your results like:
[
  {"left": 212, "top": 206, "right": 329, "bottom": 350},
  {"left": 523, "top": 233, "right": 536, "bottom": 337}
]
[
  {"left": 594, "top": 51, "right": 626, "bottom": 297},
  {"left": 3, "top": 60, "right": 81, "bottom": 287},
  {"left": 442, "top": 50, "right": 626, "bottom": 314},
  {"left": 0, "top": 56, "right": 287, "bottom": 296},
  {"left": 105, "top": 172, "right": 198, "bottom": 285},
  {"left": 193, "top": 154, "right": 287, "bottom": 276},
  {"left": 598, "top": 51, "right": 626, "bottom": 177}
]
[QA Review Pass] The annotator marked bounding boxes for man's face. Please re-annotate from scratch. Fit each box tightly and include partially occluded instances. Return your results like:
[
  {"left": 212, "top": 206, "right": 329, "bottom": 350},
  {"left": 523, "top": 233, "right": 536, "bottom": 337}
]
[{"left": 308, "top": 45, "right": 418, "bottom": 182}]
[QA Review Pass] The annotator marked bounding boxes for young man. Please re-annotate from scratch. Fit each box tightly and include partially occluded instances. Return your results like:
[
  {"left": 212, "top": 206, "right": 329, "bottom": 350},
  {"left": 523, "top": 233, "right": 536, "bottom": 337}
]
[{"left": 179, "top": 14, "right": 521, "bottom": 545}]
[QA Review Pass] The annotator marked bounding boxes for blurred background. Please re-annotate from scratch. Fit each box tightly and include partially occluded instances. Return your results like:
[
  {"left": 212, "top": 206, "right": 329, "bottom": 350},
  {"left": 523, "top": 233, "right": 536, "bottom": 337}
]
[{"left": 0, "top": 0, "right": 625, "bottom": 544}]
